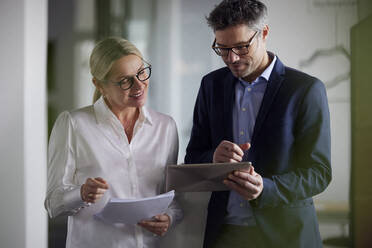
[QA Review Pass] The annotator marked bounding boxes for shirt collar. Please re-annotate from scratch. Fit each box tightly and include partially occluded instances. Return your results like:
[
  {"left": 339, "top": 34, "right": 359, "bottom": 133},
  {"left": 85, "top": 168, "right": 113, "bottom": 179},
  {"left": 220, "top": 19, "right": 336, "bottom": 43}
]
[
  {"left": 239, "top": 52, "right": 277, "bottom": 85},
  {"left": 139, "top": 105, "right": 153, "bottom": 125},
  {"left": 260, "top": 52, "right": 277, "bottom": 82},
  {"left": 94, "top": 96, "right": 153, "bottom": 126}
]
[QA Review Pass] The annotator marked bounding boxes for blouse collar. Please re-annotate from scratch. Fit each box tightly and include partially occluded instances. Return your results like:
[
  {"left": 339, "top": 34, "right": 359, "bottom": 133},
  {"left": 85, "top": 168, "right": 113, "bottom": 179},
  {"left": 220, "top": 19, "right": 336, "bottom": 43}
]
[{"left": 93, "top": 96, "right": 153, "bottom": 127}]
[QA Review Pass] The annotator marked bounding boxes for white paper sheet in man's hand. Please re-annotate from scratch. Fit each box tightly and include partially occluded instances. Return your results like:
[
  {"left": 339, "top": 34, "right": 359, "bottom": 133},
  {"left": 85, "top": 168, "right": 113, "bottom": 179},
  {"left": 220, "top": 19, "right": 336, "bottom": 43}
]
[
  {"left": 166, "top": 162, "right": 252, "bottom": 192},
  {"left": 94, "top": 190, "right": 174, "bottom": 225}
]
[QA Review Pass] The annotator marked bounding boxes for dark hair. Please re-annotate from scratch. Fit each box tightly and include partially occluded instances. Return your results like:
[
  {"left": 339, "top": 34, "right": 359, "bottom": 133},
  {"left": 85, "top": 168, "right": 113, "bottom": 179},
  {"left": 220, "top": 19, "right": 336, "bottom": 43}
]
[{"left": 206, "top": 0, "right": 268, "bottom": 31}]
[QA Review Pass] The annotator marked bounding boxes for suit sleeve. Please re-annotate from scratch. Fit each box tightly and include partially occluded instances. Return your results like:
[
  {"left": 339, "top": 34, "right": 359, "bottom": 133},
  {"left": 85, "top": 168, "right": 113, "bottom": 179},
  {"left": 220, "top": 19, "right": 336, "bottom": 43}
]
[
  {"left": 185, "top": 78, "right": 215, "bottom": 164},
  {"left": 255, "top": 80, "right": 332, "bottom": 208}
]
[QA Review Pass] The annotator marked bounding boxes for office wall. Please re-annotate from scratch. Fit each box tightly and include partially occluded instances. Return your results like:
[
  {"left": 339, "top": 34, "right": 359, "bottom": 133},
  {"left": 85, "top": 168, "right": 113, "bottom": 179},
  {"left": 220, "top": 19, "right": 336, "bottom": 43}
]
[
  {"left": 351, "top": 14, "right": 372, "bottom": 248},
  {"left": 0, "top": 0, "right": 48, "bottom": 248},
  {"left": 357, "top": 0, "right": 372, "bottom": 20}
]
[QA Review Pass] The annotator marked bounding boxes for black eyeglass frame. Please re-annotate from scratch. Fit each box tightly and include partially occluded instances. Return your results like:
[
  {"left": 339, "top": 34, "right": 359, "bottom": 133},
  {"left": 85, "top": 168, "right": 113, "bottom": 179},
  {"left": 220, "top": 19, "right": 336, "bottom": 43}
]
[
  {"left": 107, "top": 60, "right": 152, "bottom": 91},
  {"left": 212, "top": 31, "right": 259, "bottom": 57}
]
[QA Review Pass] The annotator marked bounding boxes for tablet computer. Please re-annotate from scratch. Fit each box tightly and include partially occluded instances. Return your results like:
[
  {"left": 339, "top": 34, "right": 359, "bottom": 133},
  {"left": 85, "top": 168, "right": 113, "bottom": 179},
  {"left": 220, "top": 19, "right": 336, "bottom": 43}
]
[{"left": 165, "top": 162, "right": 252, "bottom": 192}]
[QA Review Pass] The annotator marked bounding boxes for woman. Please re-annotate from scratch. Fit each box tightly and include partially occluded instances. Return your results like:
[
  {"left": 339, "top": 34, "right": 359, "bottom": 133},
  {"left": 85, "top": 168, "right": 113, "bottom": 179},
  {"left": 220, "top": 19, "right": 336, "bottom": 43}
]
[{"left": 45, "top": 37, "right": 182, "bottom": 248}]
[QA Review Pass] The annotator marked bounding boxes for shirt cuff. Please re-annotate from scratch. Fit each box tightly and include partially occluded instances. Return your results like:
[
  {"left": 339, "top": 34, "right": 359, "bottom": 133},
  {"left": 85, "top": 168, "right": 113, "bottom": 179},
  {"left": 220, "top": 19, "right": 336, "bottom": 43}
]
[
  {"left": 62, "top": 186, "right": 90, "bottom": 213},
  {"left": 164, "top": 208, "right": 175, "bottom": 228}
]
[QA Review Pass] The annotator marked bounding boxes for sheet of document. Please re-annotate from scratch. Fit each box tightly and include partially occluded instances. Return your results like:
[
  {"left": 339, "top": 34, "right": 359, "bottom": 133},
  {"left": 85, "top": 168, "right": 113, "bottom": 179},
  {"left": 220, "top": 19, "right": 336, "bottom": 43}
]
[
  {"left": 94, "top": 190, "right": 174, "bottom": 225},
  {"left": 166, "top": 162, "right": 252, "bottom": 192}
]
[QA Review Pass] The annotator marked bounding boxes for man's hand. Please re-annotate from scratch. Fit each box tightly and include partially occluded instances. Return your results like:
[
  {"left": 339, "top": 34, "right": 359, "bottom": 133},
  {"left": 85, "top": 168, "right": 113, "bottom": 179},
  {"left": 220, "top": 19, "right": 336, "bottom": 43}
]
[
  {"left": 81, "top": 177, "right": 109, "bottom": 203},
  {"left": 138, "top": 214, "right": 171, "bottom": 236},
  {"left": 213, "top": 140, "right": 250, "bottom": 163},
  {"left": 223, "top": 166, "right": 263, "bottom": 201},
  {"left": 213, "top": 141, "right": 262, "bottom": 200}
]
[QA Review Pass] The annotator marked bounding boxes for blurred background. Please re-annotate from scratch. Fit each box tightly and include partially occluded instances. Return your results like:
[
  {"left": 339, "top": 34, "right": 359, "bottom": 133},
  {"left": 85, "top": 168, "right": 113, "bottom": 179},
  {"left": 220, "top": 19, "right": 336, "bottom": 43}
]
[{"left": 1, "top": 0, "right": 371, "bottom": 247}]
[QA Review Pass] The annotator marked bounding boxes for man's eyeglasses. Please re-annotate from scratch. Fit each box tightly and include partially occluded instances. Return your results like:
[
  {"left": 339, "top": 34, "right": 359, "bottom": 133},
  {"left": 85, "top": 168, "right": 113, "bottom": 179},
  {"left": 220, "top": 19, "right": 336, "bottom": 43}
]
[
  {"left": 110, "top": 61, "right": 152, "bottom": 90},
  {"left": 212, "top": 31, "right": 258, "bottom": 57}
]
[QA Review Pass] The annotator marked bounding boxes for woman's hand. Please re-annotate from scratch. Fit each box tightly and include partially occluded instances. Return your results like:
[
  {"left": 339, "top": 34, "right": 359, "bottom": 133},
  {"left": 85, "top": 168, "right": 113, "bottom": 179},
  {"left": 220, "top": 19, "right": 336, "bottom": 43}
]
[
  {"left": 81, "top": 177, "right": 109, "bottom": 203},
  {"left": 138, "top": 214, "right": 171, "bottom": 236}
]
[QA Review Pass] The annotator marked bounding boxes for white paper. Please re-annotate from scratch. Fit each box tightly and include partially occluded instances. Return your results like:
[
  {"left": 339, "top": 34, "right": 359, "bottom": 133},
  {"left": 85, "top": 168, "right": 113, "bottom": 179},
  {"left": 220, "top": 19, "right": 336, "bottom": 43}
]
[{"left": 94, "top": 191, "right": 175, "bottom": 225}]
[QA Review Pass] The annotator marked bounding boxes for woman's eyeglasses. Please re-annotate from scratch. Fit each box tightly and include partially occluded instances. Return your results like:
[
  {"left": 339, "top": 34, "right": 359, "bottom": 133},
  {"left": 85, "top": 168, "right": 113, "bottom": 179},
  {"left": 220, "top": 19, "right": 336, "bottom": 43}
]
[{"left": 106, "top": 60, "right": 152, "bottom": 91}]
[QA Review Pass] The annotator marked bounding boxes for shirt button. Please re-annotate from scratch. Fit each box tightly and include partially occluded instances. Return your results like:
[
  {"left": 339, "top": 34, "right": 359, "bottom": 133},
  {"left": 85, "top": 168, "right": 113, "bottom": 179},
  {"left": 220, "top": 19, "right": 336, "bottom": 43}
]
[
  {"left": 242, "top": 107, "right": 246, "bottom": 112},
  {"left": 247, "top": 88, "right": 252, "bottom": 92},
  {"left": 240, "top": 203, "right": 244, "bottom": 207},
  {"left": 240, "top": 131, "right": 244, "bottom": 136}
]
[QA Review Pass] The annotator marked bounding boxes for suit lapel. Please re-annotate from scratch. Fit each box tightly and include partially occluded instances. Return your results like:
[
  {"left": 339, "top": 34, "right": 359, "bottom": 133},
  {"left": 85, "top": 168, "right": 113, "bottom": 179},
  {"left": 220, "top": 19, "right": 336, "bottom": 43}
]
[
  {"left": 223, "top": 72, "right": 237, "bottom": 141},
  {"left": 221, "top": 72, "right": 236, "bottom": 198},
  {"left": 251, "top": 58, "right": 286, "bottom": 145}
]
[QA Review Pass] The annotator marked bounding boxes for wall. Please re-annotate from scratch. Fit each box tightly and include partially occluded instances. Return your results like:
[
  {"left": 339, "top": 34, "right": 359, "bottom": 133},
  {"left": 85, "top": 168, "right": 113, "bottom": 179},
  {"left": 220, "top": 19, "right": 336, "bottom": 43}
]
[
  {"left": 357, "top": 0, "right": 372, "bottom": 20},
  {"left": 0, "top": 0, "right": 48, "bottom": 247},
  {"left": 351, "top": 13, "right": 372, "bottom": 248}
]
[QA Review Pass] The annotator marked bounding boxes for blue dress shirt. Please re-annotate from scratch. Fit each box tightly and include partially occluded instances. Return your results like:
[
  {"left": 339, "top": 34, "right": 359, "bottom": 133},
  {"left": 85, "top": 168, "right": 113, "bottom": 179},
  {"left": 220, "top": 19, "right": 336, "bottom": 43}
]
[{"left": 225, "top": 55, "right": 277, "bottom": 226}]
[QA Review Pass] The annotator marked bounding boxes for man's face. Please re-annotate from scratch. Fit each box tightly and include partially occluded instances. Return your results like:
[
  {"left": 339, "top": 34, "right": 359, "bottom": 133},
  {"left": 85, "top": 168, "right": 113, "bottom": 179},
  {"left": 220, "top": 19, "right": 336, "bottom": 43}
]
[{"left": 215, "top": 24, "right": 268, "bottom": 81}]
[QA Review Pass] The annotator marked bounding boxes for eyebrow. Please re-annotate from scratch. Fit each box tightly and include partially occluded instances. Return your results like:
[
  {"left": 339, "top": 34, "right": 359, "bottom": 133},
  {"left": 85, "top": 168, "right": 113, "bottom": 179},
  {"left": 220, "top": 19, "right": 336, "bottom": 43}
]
[
  {"left": 215, "top": 31, "right": 258, "bottom": 48},
  {"left": 115, "top": 64, "right": 145, "bottom": 81}
]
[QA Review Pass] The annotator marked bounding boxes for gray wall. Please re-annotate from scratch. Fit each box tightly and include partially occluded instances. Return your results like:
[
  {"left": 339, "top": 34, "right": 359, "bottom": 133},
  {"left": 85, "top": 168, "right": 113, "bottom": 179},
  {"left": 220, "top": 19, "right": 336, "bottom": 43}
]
[{"left": 0, "top": 0, "right": 48, "bottom": 247}]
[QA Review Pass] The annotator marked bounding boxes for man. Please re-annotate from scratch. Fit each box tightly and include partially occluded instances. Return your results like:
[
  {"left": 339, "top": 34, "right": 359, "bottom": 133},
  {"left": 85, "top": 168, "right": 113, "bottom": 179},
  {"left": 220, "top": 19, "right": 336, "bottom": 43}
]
[{"left": 185, "top": 0, "right": 331, "bottom": 247}]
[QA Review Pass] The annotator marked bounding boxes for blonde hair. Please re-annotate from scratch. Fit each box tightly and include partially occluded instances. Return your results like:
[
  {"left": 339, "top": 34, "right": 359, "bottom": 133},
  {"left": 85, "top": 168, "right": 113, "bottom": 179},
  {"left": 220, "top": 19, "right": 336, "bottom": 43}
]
[{"left": 90, "top": 37, "right": 143, "bottom": 103}]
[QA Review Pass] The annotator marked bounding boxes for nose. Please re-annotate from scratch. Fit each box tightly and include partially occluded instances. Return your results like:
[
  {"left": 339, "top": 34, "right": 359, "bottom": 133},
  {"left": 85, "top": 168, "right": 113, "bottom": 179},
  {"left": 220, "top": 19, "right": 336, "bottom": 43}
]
[
  {"left": 226, "top": 50, "right": 240, "bottom": 63},
  {"left": 132, "top": 77, "right": 146, "bottom": 91}
]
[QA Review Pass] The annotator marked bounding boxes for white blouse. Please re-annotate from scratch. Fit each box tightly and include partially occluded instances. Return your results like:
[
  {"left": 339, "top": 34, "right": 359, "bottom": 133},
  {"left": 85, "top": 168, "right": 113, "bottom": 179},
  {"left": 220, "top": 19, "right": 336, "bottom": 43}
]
[{"left": 45, "top": 97, "right": 182, "bottom": 248}]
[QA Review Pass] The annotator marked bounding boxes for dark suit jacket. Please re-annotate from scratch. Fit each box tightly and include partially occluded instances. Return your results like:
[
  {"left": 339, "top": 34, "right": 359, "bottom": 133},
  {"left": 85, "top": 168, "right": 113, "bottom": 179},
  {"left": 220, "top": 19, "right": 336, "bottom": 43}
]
[{"left": 185, "top": 57, "right": 331, "bottom": 248}]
